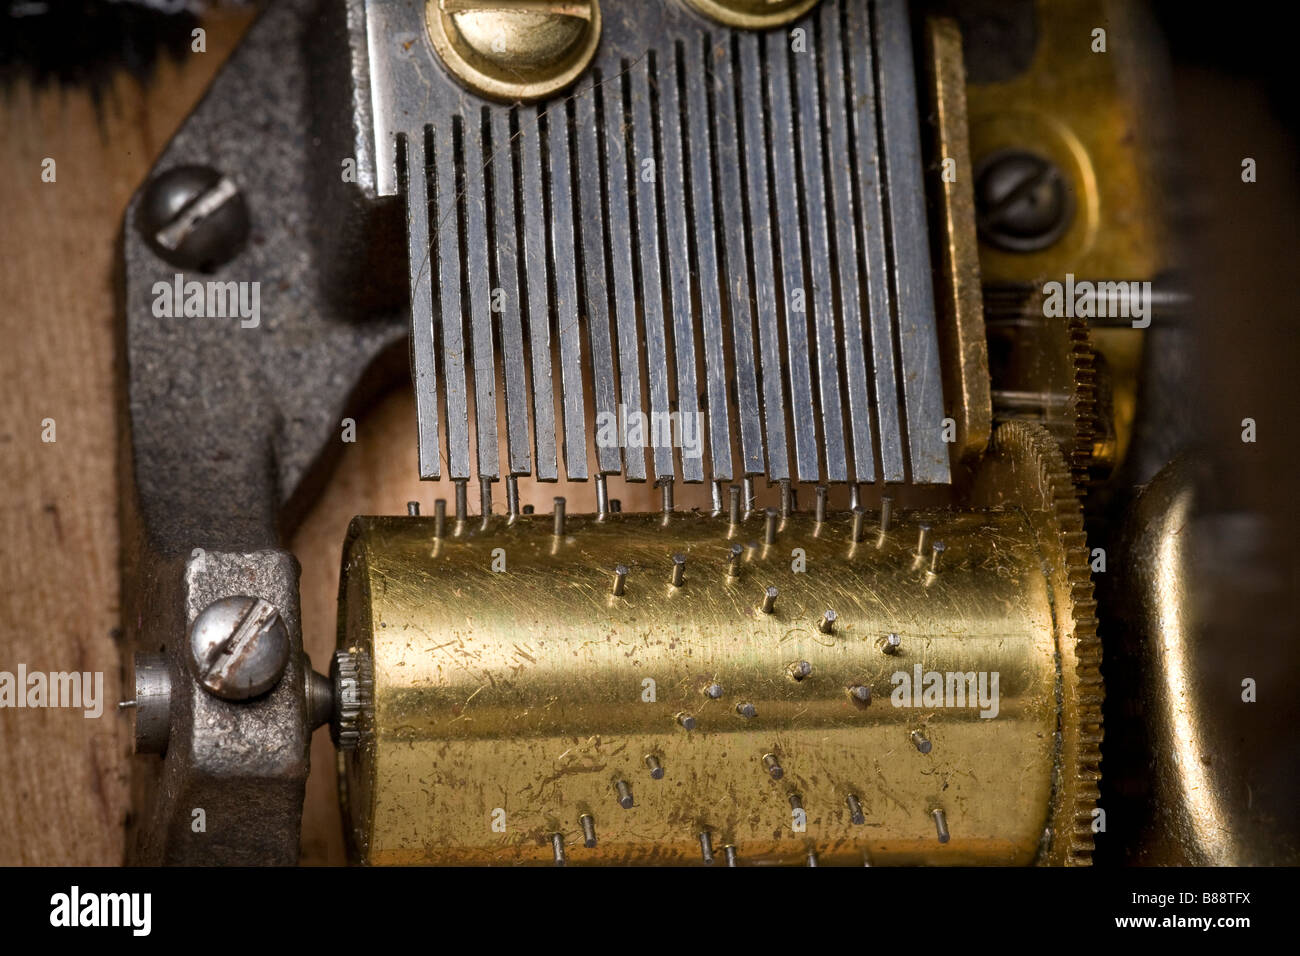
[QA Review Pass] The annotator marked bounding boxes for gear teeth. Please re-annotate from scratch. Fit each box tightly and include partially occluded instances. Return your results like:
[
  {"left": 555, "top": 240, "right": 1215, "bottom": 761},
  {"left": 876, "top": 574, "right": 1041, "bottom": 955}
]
[
  {"left": 981, "top": 421, "right": 1103, "bottom": 865},
  {"left": 1068, "top": 318, "right": 1099, "bottom": 486},
  {"left": 331, "top": 649, "right": 373, "bottom": 751}
]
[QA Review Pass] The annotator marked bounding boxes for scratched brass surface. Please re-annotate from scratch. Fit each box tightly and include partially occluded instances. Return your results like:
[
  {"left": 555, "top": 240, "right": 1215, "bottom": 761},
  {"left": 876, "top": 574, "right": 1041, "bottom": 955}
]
[
  {"left": 337, "top": 508, "right": 1066, "bottom": 865},
  {"left": 925, "top": 17, "right": 992, "bottom": 463},
  {"left": 967, "top": 0, "right": 1166, "bottom": 473}
]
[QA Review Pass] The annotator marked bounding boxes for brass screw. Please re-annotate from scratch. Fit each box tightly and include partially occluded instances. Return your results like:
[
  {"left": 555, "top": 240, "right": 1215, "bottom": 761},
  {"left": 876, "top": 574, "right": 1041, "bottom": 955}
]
[
  {"left": 682, "top": 0, "right": 823, "bottom": 31},
  {"left": 425, "top": 0, "right": 603, "bottom": 103}
]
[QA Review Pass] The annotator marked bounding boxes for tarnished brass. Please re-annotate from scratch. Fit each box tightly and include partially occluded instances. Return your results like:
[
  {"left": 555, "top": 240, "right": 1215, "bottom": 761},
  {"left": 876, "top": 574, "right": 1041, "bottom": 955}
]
[
  {"left": 681, "top": 0, "right": 822, "bottom": 30},
  {"left": 1111, "top": 459, "right": 1294, "bottom": 864},
  {"left": 966, "top": 0, "right": 1164, "bottom": 282},
  {"left": 970, "top": 421, "right": 1103, "bottom": 865},
  {"left": 967, "top": 0, "right": 1168, "bottom": 473},
  {"left": 424, "top": 0, "right": 601, "bottom": 103},
  {"left": 924, "top": 17, "right": 992, "bottom": 463},
  {"left": 337, "top": 498, "right": 1090, "bottom": 865}
]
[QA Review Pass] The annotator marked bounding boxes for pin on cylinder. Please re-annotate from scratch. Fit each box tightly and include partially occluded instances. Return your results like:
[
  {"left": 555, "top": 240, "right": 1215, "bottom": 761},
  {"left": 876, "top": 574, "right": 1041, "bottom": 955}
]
[
  {"left": 787, "top": 660, "right": 812, "bottom": 681},
  {"left": 699, "top": 831, "right": 715, "bottom": 865},
  {"left": 878, "top": 632, "right": 902, "bottom": 655},
  {"left": 916, "top": 522, "right": 933, "bottom": 558},
  {"left": 551, "top": 833, "right": 566, "bottom": 866},
  {"left": 764, "top": 507, "right": 778, "bottom": 545},
  {"left": 728, "top": 485, "right": 741, "bottom": 525},
  {"left": 644, "top": 754, "right": 664, "bottom": 779},
  {"left": 760, "top": 586, "right": 778, "bottom": 615},
  {"left": 779, "top": 479, "right": 792, "bottom": 517},
  {"left": 661, "top": 479, "right": 674, "bottom": 514},
  {"left": 818, "top": 609, "right": 837, "bottom": 634},
  {"left": 727, "top": 543, "right": 743, "bottom": 578},
  {"left": 677, "top": 712, "right": 697, "bottom": 731},
  {"left": 406, "top": 501, "right": 420, "bottom": 516},
  {"left": 724, "top": 845, "right": 738, "bottom": 867},
  {"left": 671, "top": 553, "right": 686, "bottom": 588},
  {"left": 929, "top": 541, "right": 946, "bottom": 574},
  {"left": 579, "top": 813, "right": 597, "bottom": 848},
  {"left": 479, "top": 477, "right": 492, "bottom": 517},
  {"left": 852, "top": 507, "right": 866, "bottom": 543},
  {"left": 814, "top": 485, "right": 828, "bottom": 524},
  {"left": 711, "top": 480, "right": 723, "bottom": 516},
  {"left": 553, "top": 497, "right": 566, "bottom": 536},
  {"left": 507, "top": 476, "right": 520, "bottom": 518},
  {"left": 611, "top": 564, "right": 629, "bottom": 597},
  {"left": 848, "top": 684, "right": 871, "bottom": 703},
  {"left": 847, "top": 793, "right": 865, "bottom": 825},
  {"left": 614, "top": 779, "right": 634, "bottom": 809},
  {"left": 434, "top": 499, "right": 446, "bottom": 538},
  {"left": 595, "top": 474, "right": 608, "bottom": 517},
  {"left": 736, "top": 701, "right": 757, "bottom": 719},
  {"left": 704, "top": 681, "right": 723, "bottom": 699},
  {"left": 880, "top": 496, "right": 894, "bottom": 533},
  {"left": 932, "top": 807, "right": 951, "bottom": 844},
  {"left": 911, "top": 729, "right": 932, "bottom": 754},
  {"left": 743, "top": 476, "right": 755, "bottom": 516},
  {"left": 762, "top": 753, "right": 784, "bottom": 779},
  {"left": 454, "top": 480, "right": 468, "bottom": 522}
]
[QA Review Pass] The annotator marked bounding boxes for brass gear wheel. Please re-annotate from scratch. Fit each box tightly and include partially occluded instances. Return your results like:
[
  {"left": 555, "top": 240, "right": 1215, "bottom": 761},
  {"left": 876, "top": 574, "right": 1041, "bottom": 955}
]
[
  {"left": 985, "top": 287, "right": 1102, "bottom": 487},
  {"left": 972, "top": 420, "right": 1103, "bottom": 865}
]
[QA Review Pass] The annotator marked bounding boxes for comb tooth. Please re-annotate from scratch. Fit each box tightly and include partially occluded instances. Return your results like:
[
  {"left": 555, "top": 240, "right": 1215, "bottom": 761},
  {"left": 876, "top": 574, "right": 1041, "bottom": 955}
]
[
  {"left": 846, "top": 0, "right": 904, "bottom": 484},
  {"left": 765, "top": 29, "right": 820, "bottom": 484},
  {"left": 659, "top": 41, "right": 704, "bottom": 484},
  {"left": 574, "top": 76, "right": 622, "bottom": 478},
  {"left": 710, "top": 37, "right": 764, "bottom": 480},
  {"left": 630, "top": 53, "right": 675, "bottom": 481},
  {"left": 464, "top": 112, "right": 500, "bottom": 481},
  {"left": 738, "top": 33, "right": 789, "bottom": 483},
  {"left": 519, "top": 105, "right": 558, "bottom": 481},
  {"left": 489, "top": 108, "right": 531, "bottom": 478},
  {"left": 875, "top": 0, "right": 951, "bottom": 484},
  {"left": 603, "top": 62, "right": 646, "bottom": 482},
  {"left": 686, "top": 36, "right": 733, "bottom": 484},
  {"left": 818, "top": 0, "right": 876, "bottom": 484},
  {"left": 546, "top": 100, "right": 589, "bottom": 482},
  {"left": 403, "top": 132, "right": 441, "bottom": 480},
  {"left": 794, "top": 15, "right": 847, "bottom": 485},
  {"left": 433, "top": 122, "right": 471, "bottom": 480}
]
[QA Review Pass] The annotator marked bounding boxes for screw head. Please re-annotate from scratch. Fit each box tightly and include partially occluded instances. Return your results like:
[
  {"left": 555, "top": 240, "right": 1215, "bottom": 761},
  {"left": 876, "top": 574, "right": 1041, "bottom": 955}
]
[
  {"left": 974, "top": 149, "right": 1073, "bottom": 252},
  {"left": 138, "top": 165, "right": 250, "bottom": 272},
  {"left": 682, "top": 0, "right": 821, "bottom": 29},
  {"left": 188, "top": 595, "right": 290, "bottom": 700},
  {"left": 426, "top": 0, "right": 602, "bottom": 102}
]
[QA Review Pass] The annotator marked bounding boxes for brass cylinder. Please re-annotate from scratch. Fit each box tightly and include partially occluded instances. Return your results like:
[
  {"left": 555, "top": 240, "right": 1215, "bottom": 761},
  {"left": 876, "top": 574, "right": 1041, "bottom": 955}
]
[{"left": 337, "top": 509, "right": 1065, "bottom": 865}]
